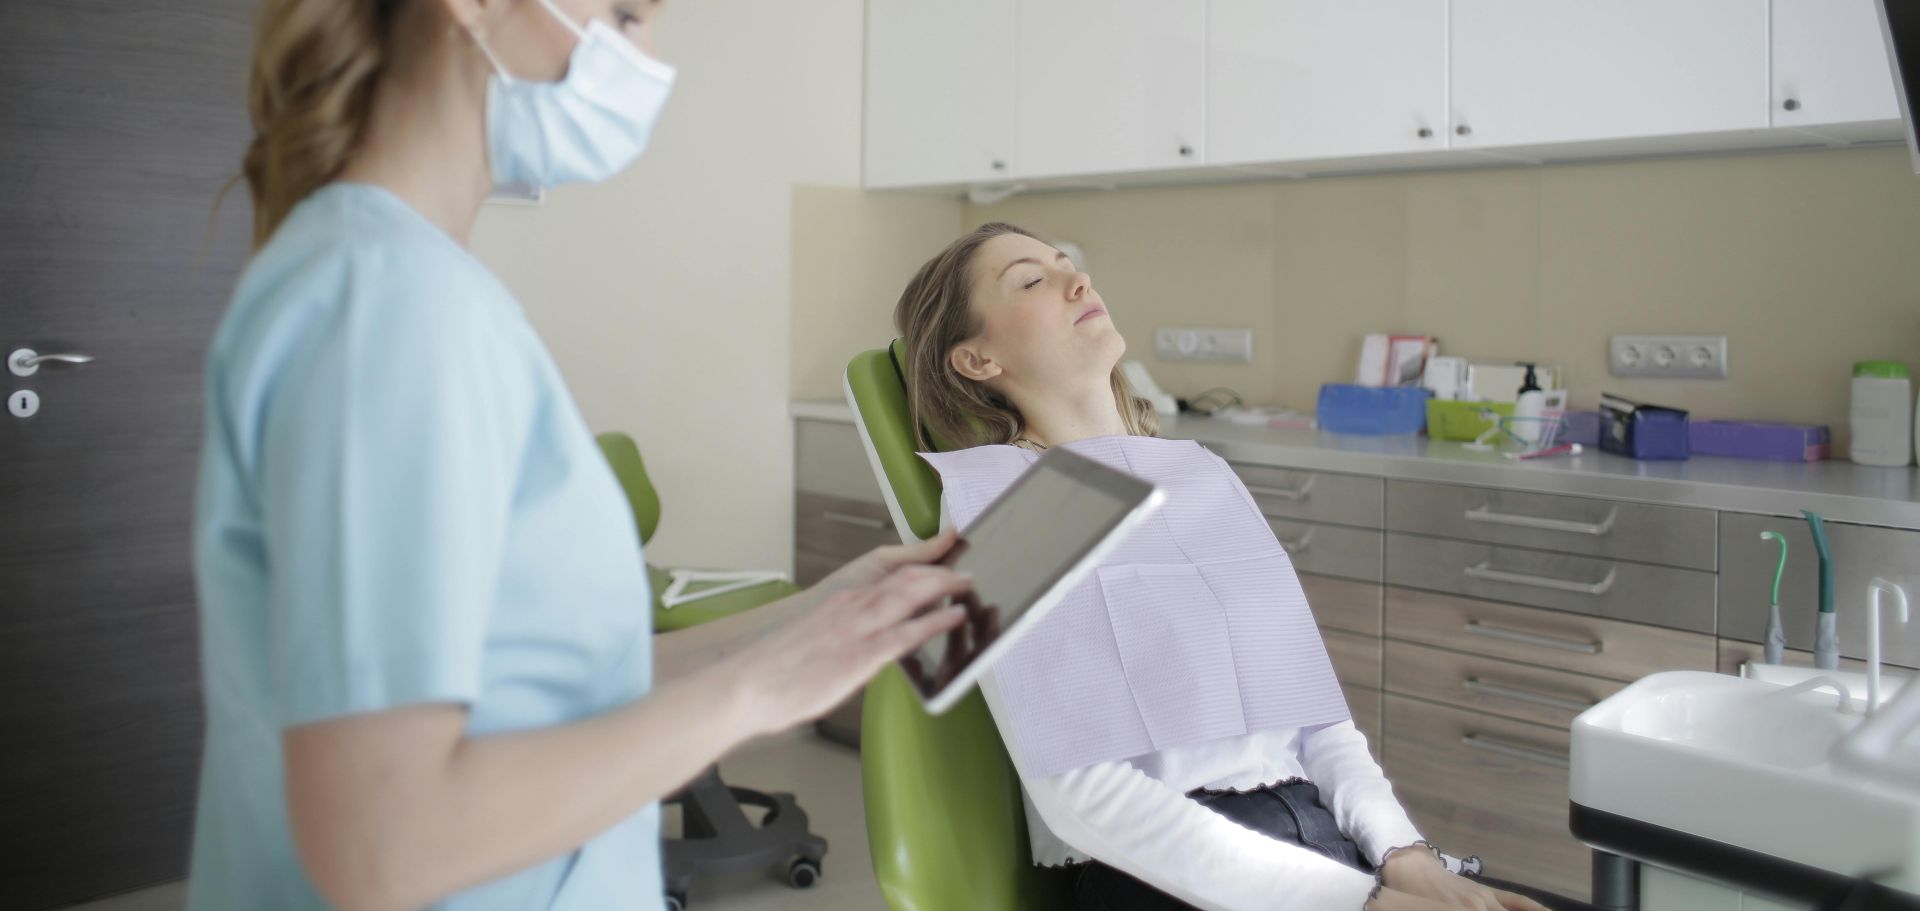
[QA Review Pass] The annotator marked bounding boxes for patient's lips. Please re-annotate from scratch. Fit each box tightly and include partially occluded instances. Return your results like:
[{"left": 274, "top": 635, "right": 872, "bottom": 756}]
[{"left": 1074, "top": 303, "right": 1108, "bottom": 325}]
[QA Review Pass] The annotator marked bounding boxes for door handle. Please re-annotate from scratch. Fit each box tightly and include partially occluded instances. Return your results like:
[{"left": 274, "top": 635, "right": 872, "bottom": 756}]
[
  {"left": 1461, "top": 733, "right": 1569, "bottom": 769},
  {"left": 9, "top": 348, "right": 94, "bottom": 377},
  {"left": 1465, "top": 561, "right": 1617, "bottom": 596},
  {"left": 1463, "top": 678, "right": 1597, "bottom": 714},
  {"left": 1464, "top": 505, "right": 1616, "bottom": 536},
  {"left": 1248, "top": 475, "right": 1315, "bottom": 502}
]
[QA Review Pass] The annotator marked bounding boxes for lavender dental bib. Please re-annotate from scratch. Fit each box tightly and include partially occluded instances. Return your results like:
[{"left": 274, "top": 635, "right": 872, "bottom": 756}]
[{"left": 919, "top": 436, "right": 1350, "bottom": 778}]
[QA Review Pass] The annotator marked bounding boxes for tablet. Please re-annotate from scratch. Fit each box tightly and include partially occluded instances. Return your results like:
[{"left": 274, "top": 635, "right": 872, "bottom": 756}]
[{"left": 902, "top": 447, "right": 1162, "bottom": 714}]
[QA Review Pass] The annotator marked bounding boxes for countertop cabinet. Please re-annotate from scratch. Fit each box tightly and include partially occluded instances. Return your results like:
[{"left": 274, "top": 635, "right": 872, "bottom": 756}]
[
  {"left": 863, "top": 0, "right": 1017, "bottom": 188},
  {"left": 1206, "top": 0, "right": 1447, "bottom": 165},
  {"left": 1772, "top": 0, "right": 1903, "bottom": 131}
]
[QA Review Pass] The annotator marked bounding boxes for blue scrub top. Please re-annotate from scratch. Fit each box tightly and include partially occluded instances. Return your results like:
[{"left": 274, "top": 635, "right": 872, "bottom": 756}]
[{"left": 188, "top": 183, "right": 660, "bottom": 910}]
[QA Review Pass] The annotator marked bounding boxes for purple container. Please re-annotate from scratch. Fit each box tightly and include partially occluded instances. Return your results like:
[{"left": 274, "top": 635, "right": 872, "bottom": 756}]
[
  {"left": 1564, "top": 411, "right": 1602, "bottom": 447},
  {"left": 1599, "top": 395, "right": 1690, "bottom": 460},
  {"left": 1689, "top": 421, "right": 1830, "bottom": 462}
]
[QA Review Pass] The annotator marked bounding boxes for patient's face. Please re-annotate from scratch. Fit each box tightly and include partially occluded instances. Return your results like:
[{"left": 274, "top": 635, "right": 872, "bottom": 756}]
[{"left": 960, "top": 233, "right": 1125, "bottom": 392}]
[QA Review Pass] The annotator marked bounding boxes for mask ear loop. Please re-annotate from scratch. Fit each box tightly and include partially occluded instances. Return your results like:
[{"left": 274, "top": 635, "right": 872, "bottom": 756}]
[
  {"left": 530, "top": 0, "right": 590, "bottom": 40},
  {"left": 465, "top": 22, "right": 517, "bottom": 85}
]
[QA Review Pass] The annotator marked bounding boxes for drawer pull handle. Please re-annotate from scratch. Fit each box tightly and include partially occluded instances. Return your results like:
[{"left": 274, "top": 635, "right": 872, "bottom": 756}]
[
  {"left": 1461, "top": 621, "right": 1601, "bottom": 655},
  {"left": 1248, "top": 476, "right": 1316, "bottom": 502},
  {"left": 1277, "top": 527, "right": 1315, "bottom": 555},
  {"left": 1464, "top": 678, "right": 1597, "bottom": 713},
  {"left": 1464, "top": 505, "right": 1616, "bottom": 537},
  {"left": 1461, "top": 733, "right": 1569, "bottom": 769},
  {"left": 823, "top": 511, "right": 888, "bottom": 531},
  {"left": 1465, "top": 561, "right": 1617, "bottom": 596}
]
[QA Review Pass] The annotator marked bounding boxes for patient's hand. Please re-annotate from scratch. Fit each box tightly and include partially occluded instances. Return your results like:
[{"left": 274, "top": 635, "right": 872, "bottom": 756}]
[{"left": 1377, "top": 846, "right": 1549, "bottom": 911}]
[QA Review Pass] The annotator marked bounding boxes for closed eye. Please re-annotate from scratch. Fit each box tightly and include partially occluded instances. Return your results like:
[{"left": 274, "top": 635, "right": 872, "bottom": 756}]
[{"left": 1023, "top": 277, "right": 1043, "bottom": 290}]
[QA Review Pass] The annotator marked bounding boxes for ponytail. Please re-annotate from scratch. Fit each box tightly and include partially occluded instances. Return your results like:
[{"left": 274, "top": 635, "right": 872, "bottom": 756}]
[{"left": 239, "top": 0, "right": 396, "bottom": 246}]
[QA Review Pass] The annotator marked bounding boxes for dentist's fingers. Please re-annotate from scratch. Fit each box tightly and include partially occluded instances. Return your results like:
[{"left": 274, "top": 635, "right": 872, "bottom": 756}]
[
  {"left": 864, "top": 527, "right": 960, "bottom": 571},
  {"left": 858, "top": 564, "right": 973, "bottom": 628}
]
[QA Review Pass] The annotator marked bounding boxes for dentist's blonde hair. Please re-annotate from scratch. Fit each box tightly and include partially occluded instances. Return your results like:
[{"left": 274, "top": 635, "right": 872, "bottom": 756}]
[
  {"left": 893, "top": 222, "right": 1158, "bottom": 452},
  {"left": 238, "top": 0, "right": 397, "bottom": 246}
]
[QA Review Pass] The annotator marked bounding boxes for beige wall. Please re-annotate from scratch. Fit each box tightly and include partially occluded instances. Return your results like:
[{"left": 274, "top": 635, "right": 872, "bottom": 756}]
[
  {"left": 789, "top": 188, "right": 966, "bottom": 399},
  {"left": 472, "top": 0, "right": 866, "bottom": 571},
  {"left": 958, "top": 147, "right": 1920, "bottom": 451}
]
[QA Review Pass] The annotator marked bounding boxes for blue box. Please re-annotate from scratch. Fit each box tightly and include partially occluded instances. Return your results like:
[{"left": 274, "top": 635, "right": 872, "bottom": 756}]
[
  {"left": 1599, "top": 394, "right": 1690, "bottom": 460},
  {"left": 1317, "top": 384, "right": 1431, "bottom": 435}
]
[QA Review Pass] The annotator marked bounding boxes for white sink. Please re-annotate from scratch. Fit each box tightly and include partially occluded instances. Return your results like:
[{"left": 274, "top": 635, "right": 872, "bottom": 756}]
[{"left": 1572, "top": 670, "right": 1920, "bottom": 893}]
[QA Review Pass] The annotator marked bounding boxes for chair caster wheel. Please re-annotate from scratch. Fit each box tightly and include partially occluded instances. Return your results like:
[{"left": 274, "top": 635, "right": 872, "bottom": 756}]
[
  {"left": 666, "top": 891, "right": 688, "bottom": 911},
  {"left": 788, "top": 858, "right": 821, "bottom": 889}
]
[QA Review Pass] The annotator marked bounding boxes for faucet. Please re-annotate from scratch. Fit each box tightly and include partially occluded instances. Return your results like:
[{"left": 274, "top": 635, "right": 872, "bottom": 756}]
[{"left": 1866, "top": 578, "right": 1911, "bottom": 717}]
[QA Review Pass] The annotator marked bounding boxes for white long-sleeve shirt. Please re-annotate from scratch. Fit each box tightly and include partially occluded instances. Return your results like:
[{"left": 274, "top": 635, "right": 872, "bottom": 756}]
[{"left": 980, "top": 676, "right": 1423, "bottom": 911}]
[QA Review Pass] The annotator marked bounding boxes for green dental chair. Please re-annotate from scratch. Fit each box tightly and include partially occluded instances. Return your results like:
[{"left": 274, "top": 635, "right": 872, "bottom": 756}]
[
  {"left": 842, "top": 343, "right": 1074, "bottom": 911},
  {"left": 597, "top": 432, "right": 828, "bottom": 911}
]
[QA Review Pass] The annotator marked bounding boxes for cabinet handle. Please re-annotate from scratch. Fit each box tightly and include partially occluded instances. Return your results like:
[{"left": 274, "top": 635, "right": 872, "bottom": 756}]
[
  {"left": 1247, "top": 476, "right": 1316, "bottom": 502},
  {"left": 1464, "top": 505, "right": 1616, "bottom": 536},
  {"left": 1783, "top": 98, "right": 1801, "bottom": 112},
  {"left": 823, "top": 511, "right": 888, "bottom": 531},
  {"left": 1178, "top": 144, "right": 1195, "bottom": 158},
  {"left": 1461, "top": 733, "right": 1569, "bottom": 769},
  {"left": 992, "top": 159, "right": 1007, "bottom": 171},
  {"left": 1465, "top": 561, "right": 1617, "bottom": 596},
  {"left": 1461, "top": 621, "right": 1601, "bottom": 655},
  {"left": 1276, "top": 527, "right": 1315, "bottom": 555},
  {"left": 1464, "top": 677, "right": 1597, "bottom": 713},
  {"left": 1417, "top": 127, "right": 1434, "bottom": 139},
  {"left": 1455, "top": 124, "right": 1472, "bottom": 137}
]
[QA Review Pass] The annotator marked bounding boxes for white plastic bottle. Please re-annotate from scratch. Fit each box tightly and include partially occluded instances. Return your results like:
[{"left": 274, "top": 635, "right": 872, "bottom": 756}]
[
  {"left": 1512, "top": 362, "right": 1547, "bottom": 444},
  {"left": 1851, "top": 361, "right": 1913, "bottom": 467}
]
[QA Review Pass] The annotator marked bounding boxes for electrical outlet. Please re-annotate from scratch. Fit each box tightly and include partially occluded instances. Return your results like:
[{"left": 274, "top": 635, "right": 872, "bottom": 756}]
[
  {"left": 1154, "top": 327, "right": 1254, "bottom": 363},
  {"left": 1609, "top": 335, "right": 1729, "bottom": 379}
]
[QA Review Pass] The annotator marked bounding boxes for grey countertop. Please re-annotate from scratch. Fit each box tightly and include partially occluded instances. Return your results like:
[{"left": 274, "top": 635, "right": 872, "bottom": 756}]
[{"left": 791, "top": 400, "right": 1920, "bottom": 530}]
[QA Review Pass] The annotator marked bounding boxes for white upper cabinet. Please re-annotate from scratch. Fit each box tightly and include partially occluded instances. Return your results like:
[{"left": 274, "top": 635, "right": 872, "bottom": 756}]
[
  {"left": 1012, "top": 0, "right": 1207, "bottom": 178},
  {"left": 1772, "top": 0, "right": 1901, "bottom": 128},
  {"left": 1448, "top": 0, "right": 1770, "bottom": 149},
  {"left": 1207, "top": 0, "right": 1447, "bottom": 165},
  {"left": 863, "top": 0, "right": 1017, "bottom": 188}
]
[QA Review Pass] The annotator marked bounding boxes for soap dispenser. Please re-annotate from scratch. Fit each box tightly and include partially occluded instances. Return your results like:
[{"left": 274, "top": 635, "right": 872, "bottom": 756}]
[{"left": 1513, "top": 362, "right": 1547, "bottom": 444}]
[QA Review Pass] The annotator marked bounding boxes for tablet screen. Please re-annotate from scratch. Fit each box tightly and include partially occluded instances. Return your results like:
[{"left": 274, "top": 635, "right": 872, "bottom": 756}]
[{"left": 899, "top": 448, "right": 1155, "bottom": 703}]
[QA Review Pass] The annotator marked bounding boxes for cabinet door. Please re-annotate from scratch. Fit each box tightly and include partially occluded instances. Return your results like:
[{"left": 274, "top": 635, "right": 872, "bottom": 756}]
[
  {"left": 1448, "top": 0, "right": 1768, "bottom": 149},
  {"left": 863, "top": 0, "right": 1016, "bottom": 188},
  {"left": 1013, "top": 0, "right": 1206, "bottom": 178},
  {"left": 1208, "top": 0, "right": 1446, "bottom": 165},
  {"left": 1772, "top": 0, "right": 1901, "bottom": 128}
]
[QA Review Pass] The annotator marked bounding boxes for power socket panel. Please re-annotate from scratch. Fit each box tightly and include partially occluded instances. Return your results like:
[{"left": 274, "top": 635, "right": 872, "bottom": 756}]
[
  {"left": 1155, "top": 327, "right": 1254, "bottom": 363},
  {"left": 1609, "top": 335, "right": 1729, "bottom": 379}
]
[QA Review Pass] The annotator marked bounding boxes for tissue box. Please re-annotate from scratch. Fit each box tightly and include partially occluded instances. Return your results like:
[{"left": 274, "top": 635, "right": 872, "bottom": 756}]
[
  {"left": 1317, "top": 384, "right": 1430, "bottom": 435},
  {"left": 1599, "top": 394, "right": 1690, "bottom": 461},
  {"left": 1689, "top": 421, "right": 1830, "bottom": 462}
]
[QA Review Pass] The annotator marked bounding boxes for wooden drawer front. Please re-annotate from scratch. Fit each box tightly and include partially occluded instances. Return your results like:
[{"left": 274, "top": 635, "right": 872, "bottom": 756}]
[
  {"left": 1387, "top": 480, "right": 1716, "bottom": 571},
  {"left": 1323, "top": 628, "right": 1382, "bottom": 690},
  {"left": 1386, "top": 587, "right": 1715, "bottom": 682},
  {"left": 1345, "top": 684, "right": 1382, "bottom": 761},
  {"left": 1301, "top": 574, "right": 1382, "bottom": 638},
  {"left": 795, "top": 418, "right": 886, "bottom": 503},
  {"left": 1720, "top": 513, "right": 1920, "bottom": 668},
  {"left": 1270, "top": 518, "right": 1382, "bottom": 583},
  {"left": 795, "top": 551, "right": 842, "bottom": 589},
  {"left": 1382, "top": 695, "right": 1589, "bottom": 901},
  {"left": 1386, "top": 533, "right": 1716, "bottom": 633},
  {"left": 796, "top": 492, "right": 897, "bottom": 561},
  {"left": 1384, "top": 640, "right": 1626, "bottom": 731},
  {"left": 1227, "top": 463, "right": 1382, "bottom": 528}
]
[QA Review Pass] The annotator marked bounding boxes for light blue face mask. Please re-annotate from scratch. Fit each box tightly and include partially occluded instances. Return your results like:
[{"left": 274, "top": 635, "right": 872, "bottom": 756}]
[{"left": 470, "top": 0, "right": 678, "bottom": 188}]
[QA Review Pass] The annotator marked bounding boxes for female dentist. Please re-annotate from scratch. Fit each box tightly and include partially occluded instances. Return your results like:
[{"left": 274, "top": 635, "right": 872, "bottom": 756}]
[{"left": 187, "top": 1, "right": 971, "bottom": 909}]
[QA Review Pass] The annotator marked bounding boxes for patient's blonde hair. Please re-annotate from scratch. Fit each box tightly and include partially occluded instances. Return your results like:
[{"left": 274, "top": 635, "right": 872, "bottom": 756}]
[{"left": 893, "top": 222, "right": 1159, "bottom": 451}]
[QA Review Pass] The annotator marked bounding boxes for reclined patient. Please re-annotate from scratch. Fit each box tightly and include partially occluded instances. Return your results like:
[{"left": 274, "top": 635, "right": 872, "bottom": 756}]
[{"left": 892, "top": 223, "right": 1580, "bottom": 911}]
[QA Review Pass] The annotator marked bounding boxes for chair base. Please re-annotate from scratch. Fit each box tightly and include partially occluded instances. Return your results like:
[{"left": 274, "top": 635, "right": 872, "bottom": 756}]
[{"left": 662, "top": 765, "right": 828, "bottom": 907}]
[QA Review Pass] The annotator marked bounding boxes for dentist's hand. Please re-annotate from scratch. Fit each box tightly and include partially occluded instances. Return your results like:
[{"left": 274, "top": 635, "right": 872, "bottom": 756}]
[
  {"left": 813, "top": 527, "right": 962, "bottom": 600},
  {"left": 727, "top": 561, "right": 972, "bottom": 737},
  {"left": 1375, "top": 847, "right": 1550, "bottom": 911}
]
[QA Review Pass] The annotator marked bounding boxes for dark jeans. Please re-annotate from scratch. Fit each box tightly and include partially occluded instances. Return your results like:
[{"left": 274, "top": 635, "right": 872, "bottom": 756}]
[{"left": 1071, "top": 780, "right": 1601, "bottom": 911}]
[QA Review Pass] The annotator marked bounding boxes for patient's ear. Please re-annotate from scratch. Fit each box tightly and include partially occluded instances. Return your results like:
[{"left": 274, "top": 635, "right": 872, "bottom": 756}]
[{"left": 949, "top": 343, "right": 1002, "bottom": 384}]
